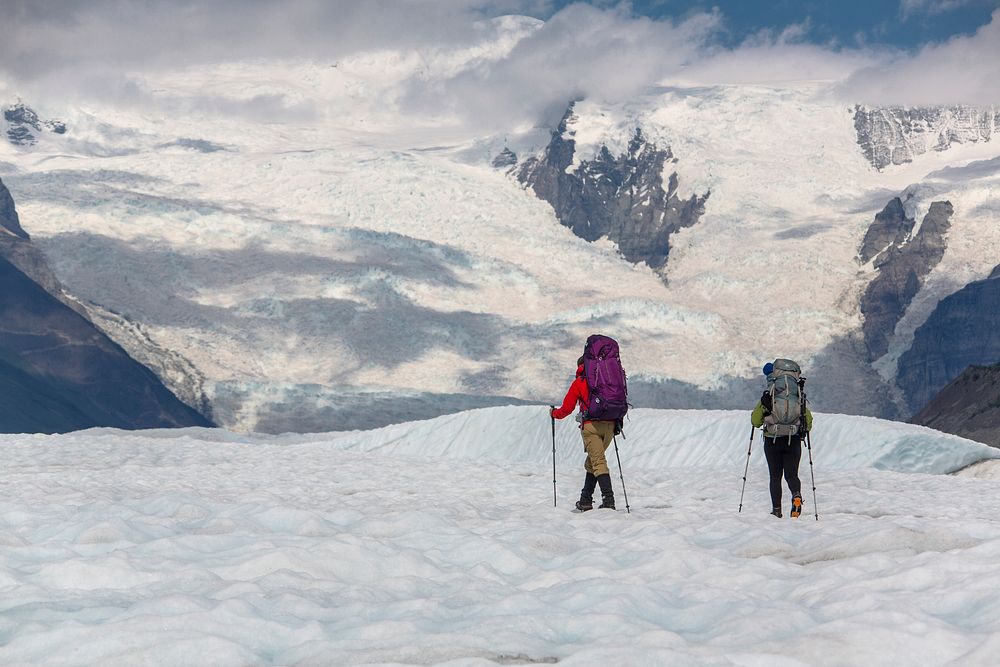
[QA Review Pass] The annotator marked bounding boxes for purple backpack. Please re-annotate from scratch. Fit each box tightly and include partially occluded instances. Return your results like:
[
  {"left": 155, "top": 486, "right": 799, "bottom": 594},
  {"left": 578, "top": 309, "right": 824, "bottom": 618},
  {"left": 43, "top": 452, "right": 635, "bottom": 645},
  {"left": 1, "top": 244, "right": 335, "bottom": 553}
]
[{"left": 582, "top": 334, "right": 629, "bottom": 421}]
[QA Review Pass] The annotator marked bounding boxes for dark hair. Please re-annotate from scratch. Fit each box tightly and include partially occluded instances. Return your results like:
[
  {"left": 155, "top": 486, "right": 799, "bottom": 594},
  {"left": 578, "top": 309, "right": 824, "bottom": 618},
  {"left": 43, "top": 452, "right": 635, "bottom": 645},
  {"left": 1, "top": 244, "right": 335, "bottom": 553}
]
[{"left": 577, "top": 355, "right": 585, "bottom": 366}]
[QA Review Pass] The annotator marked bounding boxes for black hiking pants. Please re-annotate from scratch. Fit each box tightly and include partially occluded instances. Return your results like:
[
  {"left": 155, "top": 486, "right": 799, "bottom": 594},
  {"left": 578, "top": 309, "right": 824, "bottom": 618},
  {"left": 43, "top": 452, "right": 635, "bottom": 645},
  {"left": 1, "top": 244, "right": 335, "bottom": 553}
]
[{"left": 763, "top": 435, "right": 802, "bottom": 510}]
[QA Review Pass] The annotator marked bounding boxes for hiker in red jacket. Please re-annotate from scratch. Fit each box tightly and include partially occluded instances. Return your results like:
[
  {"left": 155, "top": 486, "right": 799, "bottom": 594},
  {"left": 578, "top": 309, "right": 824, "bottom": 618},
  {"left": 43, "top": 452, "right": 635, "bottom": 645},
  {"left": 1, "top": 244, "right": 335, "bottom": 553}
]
[{"left": 551, "top": 356, "right": 617, "bottom": 511}]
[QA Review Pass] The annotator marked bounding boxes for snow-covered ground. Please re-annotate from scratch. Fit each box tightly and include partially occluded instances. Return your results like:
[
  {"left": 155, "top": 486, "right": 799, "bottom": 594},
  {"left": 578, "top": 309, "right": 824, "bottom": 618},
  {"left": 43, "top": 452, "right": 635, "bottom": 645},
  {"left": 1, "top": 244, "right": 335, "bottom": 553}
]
[{"left": 3, "top": 407, "right": 1000, "bottom": 665}]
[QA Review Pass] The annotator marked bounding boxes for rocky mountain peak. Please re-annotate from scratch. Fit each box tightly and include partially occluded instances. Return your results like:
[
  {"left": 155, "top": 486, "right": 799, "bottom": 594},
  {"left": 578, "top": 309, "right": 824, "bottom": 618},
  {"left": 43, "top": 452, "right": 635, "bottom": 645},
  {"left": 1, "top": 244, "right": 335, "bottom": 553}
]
[
  {"left": 491, "top": 147, "right": 517, "bottom": 169},
  {"left": 4, "top": 102, "right": 67, "bottom": 146},
  {"left": 858, "top": 197, "right": 913, "bottom": 264},
  {"left": 854, "top": 105, "right": 998, "bottom": 170},
  {"left": 517, "top": 107, "right": 707, "bottom": 272}
]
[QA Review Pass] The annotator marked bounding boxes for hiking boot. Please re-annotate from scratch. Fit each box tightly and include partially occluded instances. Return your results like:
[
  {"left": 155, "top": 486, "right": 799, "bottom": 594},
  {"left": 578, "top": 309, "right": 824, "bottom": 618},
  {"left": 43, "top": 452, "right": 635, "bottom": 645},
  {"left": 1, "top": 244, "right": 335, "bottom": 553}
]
[
  {"left": 790, "top": 495, "right": 803, "bottom": 518},
  {"left": 770, "top": 507, "right": 783, "bottom": 518},
  {"left": 596, "top": 473, "right": 615, "bottom": 510},
  {"left": 575, "top": 473, "right": 597, "bottom": 512}
]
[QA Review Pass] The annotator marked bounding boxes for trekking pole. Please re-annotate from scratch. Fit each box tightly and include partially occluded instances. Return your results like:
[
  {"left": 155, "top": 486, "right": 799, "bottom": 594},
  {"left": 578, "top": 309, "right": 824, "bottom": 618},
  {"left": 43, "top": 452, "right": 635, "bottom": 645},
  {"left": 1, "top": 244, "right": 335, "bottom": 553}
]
[
  {"left": 806, "top": 430, "right": 818, "bottom": 521},
  {"left": 549, "top": 406, "right": 557, "bottom": 507},
  {"left": 738, "top": 425, "right": 754, "bottom": 512},
  {"left": 612, "top": 436, "right": 631, "bottom": 514}
]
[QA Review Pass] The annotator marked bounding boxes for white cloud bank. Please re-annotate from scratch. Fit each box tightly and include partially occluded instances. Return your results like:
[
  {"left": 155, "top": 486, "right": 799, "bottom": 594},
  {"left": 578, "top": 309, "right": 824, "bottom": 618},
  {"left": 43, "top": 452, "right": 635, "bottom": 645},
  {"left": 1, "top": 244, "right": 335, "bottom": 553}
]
[
  {"left": 0, "top": 1, "right": 997, "bottom": 133},
  {"left": 840, "top": 8, "right": 1000, "bottom": 106}
]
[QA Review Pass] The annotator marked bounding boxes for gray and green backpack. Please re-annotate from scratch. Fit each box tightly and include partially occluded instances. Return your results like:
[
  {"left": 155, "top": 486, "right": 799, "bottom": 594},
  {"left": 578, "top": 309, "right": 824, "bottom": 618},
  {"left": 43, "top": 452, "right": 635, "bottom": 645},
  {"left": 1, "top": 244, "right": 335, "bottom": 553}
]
[{"left": 765, "top": 359, "right": 804, "bottom": 437}]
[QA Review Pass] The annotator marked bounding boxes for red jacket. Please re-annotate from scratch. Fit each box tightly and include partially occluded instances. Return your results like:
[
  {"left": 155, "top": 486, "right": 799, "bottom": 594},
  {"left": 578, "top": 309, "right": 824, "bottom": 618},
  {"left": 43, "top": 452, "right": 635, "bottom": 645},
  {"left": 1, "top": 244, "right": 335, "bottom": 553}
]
[{"left": 552, "top": 365, "right": 590, "bottom": 421}]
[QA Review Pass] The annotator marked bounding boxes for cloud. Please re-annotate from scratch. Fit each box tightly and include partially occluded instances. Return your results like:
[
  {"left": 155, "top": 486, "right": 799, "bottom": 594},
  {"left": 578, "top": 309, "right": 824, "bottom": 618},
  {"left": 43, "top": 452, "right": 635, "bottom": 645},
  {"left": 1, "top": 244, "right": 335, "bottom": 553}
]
[
  {"left": 0, "top": 1, "right": 537, "bottom": 80},
  {"left": 839, "top": 8, "right": 1000, "bottom": 105},
  {"left": 400, "top": 3, "right": 725, "bottom": 130},
  {"left": 0, "top": 1, "right": 996, "bottom": 133},
  {"left": 0, "top": 0, "right": 556, "bottom": 120},
  {"left": 671, "top": 42, "right": 880, "bottom": 87},
  {"left": 400, "top": 4, "right": 893, "bottom": 132},
  {"left": 900, "top": 0, "right": 977, "bottom": 20}
]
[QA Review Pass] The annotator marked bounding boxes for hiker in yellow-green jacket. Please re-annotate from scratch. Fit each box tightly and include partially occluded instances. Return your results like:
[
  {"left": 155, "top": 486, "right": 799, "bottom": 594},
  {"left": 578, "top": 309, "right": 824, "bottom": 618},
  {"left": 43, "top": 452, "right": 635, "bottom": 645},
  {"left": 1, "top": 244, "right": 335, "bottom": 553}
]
[{"left": 751, "top": 360, "right": 813, "bottom": 518}]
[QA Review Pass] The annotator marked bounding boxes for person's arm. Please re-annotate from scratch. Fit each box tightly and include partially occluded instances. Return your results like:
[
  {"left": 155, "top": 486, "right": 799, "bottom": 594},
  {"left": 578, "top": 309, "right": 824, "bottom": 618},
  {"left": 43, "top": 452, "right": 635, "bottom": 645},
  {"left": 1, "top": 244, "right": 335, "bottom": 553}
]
[
  {"left": 751, "top": 390, "right": 771, "bottom": 428},
  {"left": 552, "top": 378, "right": 583, "bottom": 420},
  {"left": 803, "top": 405, "right": 813, "bottom": 433}
]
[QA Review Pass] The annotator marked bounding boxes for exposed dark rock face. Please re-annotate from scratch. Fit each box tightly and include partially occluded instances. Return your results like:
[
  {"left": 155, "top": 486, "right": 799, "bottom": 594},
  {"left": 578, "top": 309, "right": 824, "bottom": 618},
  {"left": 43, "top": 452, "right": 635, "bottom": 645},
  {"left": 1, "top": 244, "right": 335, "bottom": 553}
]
[
  {"left": 517, "top": 106, "right": 708, "bottom": 271},
  {"left": 0, "top": 177, "right": 75, "bottom": 300},
  {"left": 0, "top": 176, "right": 29, "bottom": 239},
  {"left": 85, "top": 305, "right": 215, "bottom": 420},
  {"left": 0, "top": 177, "right": 73, "bottom": 303},
  {"left": 860, "top": 200, "right": 953, "bottom": 361},
  {"left": 898, "top": 266, "right": 1000, "bottom": 415},
  {"left": 858, "top": 197, "right": 913, "bottom": 264},
  {"left": 0, "top": 177, "right": 212, "bottom": 432},
  {"left": 3, "top": 103, "right": 66, "bottom": 146},
  {"left": 854, "top": 105, "right": 997, "bottom": 170},
  {"left": 0, "top": 256, "right": 213, "bottom": 432},
  {"left": 491, "top": 147, "right": 517, "bottom": 169},
  {"left": 6, "top": 171, "right": 213, "bottom": 416},
  {"left": 6, "top": 125, "right": 35, "bottom": 145},
  {"left": 911, "top": 364, "right": 1000, "bottom": 448}
]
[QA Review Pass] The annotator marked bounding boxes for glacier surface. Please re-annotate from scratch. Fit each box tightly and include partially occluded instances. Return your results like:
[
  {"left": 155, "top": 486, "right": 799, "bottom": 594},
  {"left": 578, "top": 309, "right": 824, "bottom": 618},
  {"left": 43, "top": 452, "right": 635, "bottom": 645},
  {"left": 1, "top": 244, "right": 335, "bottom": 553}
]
[{"left": 1, "top": 408, "right": 1000, "bottom": 665}]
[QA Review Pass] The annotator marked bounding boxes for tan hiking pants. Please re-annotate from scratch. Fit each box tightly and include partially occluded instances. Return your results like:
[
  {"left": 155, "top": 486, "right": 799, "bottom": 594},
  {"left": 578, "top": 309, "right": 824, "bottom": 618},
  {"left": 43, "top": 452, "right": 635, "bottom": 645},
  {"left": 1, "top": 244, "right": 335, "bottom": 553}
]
[{"left": 581, "top": 420, "right": 616, "bottom": 476}]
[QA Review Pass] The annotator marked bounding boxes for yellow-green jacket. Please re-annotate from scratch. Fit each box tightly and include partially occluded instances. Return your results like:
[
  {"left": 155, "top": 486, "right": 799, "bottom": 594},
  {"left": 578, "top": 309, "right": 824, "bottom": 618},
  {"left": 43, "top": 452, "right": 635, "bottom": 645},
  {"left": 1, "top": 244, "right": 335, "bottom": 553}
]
[{"left": 751, "top": 401, "right": 813, "bottom": 435}]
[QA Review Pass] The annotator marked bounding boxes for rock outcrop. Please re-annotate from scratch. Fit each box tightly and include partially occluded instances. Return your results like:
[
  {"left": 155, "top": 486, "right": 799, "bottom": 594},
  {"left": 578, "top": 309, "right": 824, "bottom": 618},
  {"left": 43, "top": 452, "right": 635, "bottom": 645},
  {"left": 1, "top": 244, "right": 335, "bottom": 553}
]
[
  {"left": 0, "top": 177, "right": 29, "bottom": 240},
  {"left": 911, "top": 363, "right": 1000, "bottom": 448},
  {"left": 0, "top": 176, "right": 213, "bottom": 432},
  {"left": 860, "top": 199, "right": 953, "bottom": 361},
  {"left": 518, "top": 106, "right": 708, "bottom": 272},
  {"left": 0, "top": 177, "right": 67, "bottom": 298},
  {"left": 491, "top": 147, "right": 517, "bottom": 169},
  {"left": 897, "top": 266, "right": 1000, "bottom": 415},
  {"left": 3, "top": 103, "right": 67, "bottom": 146},
  {"left": 858, "top": 197, "right": 913, "bottom": 264},
  {"left": 0, "top": 255, "right": 214, "bottom": 432},
  {"left": 854, "top": 105, "right": 998, "bottom": 170}
]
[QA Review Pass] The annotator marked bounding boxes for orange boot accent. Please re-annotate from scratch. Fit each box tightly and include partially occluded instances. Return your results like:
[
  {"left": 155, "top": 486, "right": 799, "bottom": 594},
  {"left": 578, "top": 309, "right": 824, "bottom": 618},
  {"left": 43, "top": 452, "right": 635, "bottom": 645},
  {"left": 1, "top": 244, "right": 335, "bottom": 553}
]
[{"left": 791, "top": 496, "right": 803, "bottom": 518}]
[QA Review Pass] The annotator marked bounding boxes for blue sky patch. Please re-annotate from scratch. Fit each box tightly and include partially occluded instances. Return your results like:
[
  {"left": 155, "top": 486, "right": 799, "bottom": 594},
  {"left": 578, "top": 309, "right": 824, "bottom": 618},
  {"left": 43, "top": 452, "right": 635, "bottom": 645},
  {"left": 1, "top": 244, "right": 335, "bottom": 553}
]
[{"left": 537, "top": 0, "right": 1000, "bottom": 49}]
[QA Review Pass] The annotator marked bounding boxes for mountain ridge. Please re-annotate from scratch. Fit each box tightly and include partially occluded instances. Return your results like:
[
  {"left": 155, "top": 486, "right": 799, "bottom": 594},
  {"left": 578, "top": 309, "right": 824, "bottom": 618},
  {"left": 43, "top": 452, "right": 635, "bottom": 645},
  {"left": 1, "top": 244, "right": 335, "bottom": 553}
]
[
  {"left": 1, "top": 65, "right": 998, "bottom": 432},
  {"left": 912, "top": 363, "right": 1000, "bottom": 448},
  {"left": 518, "top": 106, "right": 708, "bottom": 273},
  {"left": 0, "top": 176, "right": 214, "bottom": 433}
]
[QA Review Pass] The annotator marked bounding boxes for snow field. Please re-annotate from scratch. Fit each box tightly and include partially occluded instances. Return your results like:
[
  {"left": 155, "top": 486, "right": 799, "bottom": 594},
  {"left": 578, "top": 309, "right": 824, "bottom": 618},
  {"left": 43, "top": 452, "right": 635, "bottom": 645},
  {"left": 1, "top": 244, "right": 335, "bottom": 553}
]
[
  {"left": 571, "top": 86, "right": 1000, "bottom": 386},
  {"left": 6, "top": 128, "right": 737, "bottom": 431},
  {"left": 2, "top": 408, "right": 1000, "bottom": 665},
  {"left": 5, "top": 58, "right": 1000, "bottom": 430}
]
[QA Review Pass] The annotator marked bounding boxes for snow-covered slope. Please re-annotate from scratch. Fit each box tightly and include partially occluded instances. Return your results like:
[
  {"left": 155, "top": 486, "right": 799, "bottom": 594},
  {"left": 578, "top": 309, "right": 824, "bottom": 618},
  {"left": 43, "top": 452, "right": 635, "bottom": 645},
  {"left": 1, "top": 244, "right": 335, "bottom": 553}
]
[
  {"left": 325, "top": 405, "right": 997, "bottom": 474},
  {"left": 1, "top": 37, "right": 998, "bottom": 431},
  {"left": 554, "top": 88, "right": 1000, "bottom": 416},
  {"left": 854, "top": 105, "right": 1000, "bottom": 170},
  {"left": 2, "top": 408, "right": 1000, "bottom": 665}
]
